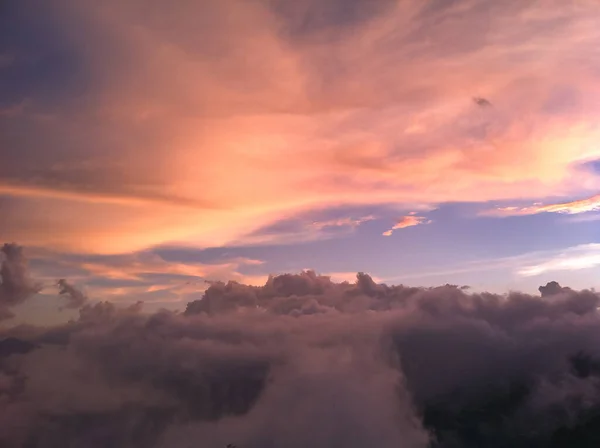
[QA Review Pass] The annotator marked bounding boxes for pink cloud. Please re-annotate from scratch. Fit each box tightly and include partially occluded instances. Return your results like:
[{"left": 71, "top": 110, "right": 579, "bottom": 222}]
[
  {"left": 382, "top": 214, "right": 431, "bottom": 236},
  {"left": 2, "top": 0, "right": 600, "bottom": 253},
  {"left": 482, "top": 194, "right": 600, "bottom": 217}
]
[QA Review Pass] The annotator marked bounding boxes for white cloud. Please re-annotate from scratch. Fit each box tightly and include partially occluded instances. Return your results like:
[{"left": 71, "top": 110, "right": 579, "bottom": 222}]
[
  {"left": 516, "top": 244, "right": 600, "bottom": 277},
  {"left": 382, "top": 244, "right": 600, "bottom": 284}
]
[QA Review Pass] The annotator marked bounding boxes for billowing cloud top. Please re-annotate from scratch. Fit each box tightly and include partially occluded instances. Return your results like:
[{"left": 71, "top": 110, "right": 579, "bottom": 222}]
[{"left": 1, "top": 271, "right": 600, "bottom": 447}]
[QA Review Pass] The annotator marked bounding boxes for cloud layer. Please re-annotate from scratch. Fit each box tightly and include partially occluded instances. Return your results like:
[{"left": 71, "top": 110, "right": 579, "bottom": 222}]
[
  {"left": 2, "top": 265, "right": 600, "bottom": 447},
  {"left": 2, "top": 0, "right": 600, "bottom": 253}
]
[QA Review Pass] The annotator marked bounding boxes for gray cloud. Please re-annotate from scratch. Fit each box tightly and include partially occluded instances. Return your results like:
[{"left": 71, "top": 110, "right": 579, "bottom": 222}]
[
  {"left": 1, "top": 269, "right": 600, "bottom": 446},
  {"left": 0, "top": 243, "right": 41, "bottom": 320},
  {"left": 539, "top": 280, "right": 572, "bottom": 297},
  {"left": 57, "top": 279, "right": 88, "bottom": 309},
  {"left": 473, "top": 96, "right": 492, "bottom": 108}
]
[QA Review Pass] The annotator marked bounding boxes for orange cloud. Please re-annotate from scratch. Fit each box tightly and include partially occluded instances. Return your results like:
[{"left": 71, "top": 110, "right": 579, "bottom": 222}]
[
  {"left": 382, "top": 214, "right": 431, "bottom": 236},
  {"left": 2, "top": 0, "right": 600, "bottom": 253},
  {"left": 30, "top": 250, "right": 263, "bottom": 283},
  {"left": 78, "top": 255, "right": 263, "bottom": 282},
  {"left": 482, "top": 194, "right": 600, "bottom": 217}
]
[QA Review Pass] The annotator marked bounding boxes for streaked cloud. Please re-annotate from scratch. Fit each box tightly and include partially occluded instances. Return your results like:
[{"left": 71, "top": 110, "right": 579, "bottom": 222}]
[
  {"left": 233, "top": 213, "right": 377, "bottom": 246},
  {"left": 382, "top": 214, "right": 431, "bottom": 236},
  {"left": 516, "top": 243, "right": 600, "bottom": 277},
  {"left": 482, "top": 194, "right": 600, "bottom": 217},
  {"left": 1, "top": 0, "right": 600, "bottom": 253},
  {"left": 0, "top": 181, "right": 220, "bottom": 209},
  {"left": 311, "top": 215, "right": 376, "bottom": 231},
  {"left": 76, "top": 253, "right": 264, "bottom": 282},
  {"left": 382, "top": 243, "right": 600, "bottom": 287}
]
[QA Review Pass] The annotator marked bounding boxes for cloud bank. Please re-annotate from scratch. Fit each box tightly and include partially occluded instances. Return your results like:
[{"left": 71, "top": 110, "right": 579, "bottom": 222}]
[{"left": 2, "top": 264, "right": 600, "bottom": 447}]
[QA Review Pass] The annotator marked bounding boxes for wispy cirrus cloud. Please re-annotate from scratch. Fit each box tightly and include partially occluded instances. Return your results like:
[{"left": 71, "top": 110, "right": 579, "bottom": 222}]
[
  {"left": 382, "top": 243, "right": 600, "bottom": 286},
  {"left": 2, "top": 0, "right": 600, "bottom": 254},
  {"left": 481, "top": 194, "right": 600, "bottom": 217},
  {"left": 231, "top": 213, "right": 377, "bottom": 246},
  {"left": 516, "top": 243, "right": 600, "bottom": 277},
  {"left": 0, "top": 53, "right": 15, "bottom": 68},
  {"left": 311, "top": 215, "right": 376, "bottom": 231}
]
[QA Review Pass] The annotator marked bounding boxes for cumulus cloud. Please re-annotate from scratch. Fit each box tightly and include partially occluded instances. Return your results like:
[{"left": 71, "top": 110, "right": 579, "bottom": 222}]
[
  {"left": 0, "top": 244, "right": 41, "bottom": 320},
  {"left": 566, "top": 213, "right": 600, "bottom": 223},
  {"left": 539, "top": 281, "right": 572, "bottom": 297},
  {"left": 1, "top": 269, "right": 600, "bottom": 446},
  {"left": 383, "top": 214, "right": 431, "bottom": 236}
]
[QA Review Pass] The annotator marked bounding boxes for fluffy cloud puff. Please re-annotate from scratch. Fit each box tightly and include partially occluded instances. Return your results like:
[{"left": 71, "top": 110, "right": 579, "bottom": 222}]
[{"left": 1, "top": 271, "right": 600, "bottom": 447}]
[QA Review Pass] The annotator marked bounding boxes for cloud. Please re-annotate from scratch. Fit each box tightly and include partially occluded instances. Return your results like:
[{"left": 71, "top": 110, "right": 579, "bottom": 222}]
[
  {"left": 473, "top": 97, "right": 492, "bottom": 108},
  {"left": 2, "top": 270, "right": 600, "bottom": 446},
  {"left": 516, "top": 244, "right": 600, "bottom": 277},
  {"left": 383, "top": 214, "right": 431, "bottom": 236},
  {"left": 311, "top": 215, "right": 376, "bottom": 231},
  {"left": 74, "top": 253, "right": 264, "bottom": 283},
  {"left": 383, "top": 243, "right": 600, "bottom": 284},
  {"left": 24, "top": 249, "right": 266, "bottom": 301},
  {"left": 57, "top": 279, "right": 88, "bottom": 310},
  {"left": 0, "top": 244, "right": 41, "bottom": 320},
  {"left": 482, "top": 194, "right": 600, "bottom": 217},
  {"left": 0, "top": 181, "right": 220, "bottom": 210},
  {"left": 2, "top": 0, "right": 600, "bottom": 253},
  {"left": 237, "top": 213, "right": 376, "bottom": 246}
]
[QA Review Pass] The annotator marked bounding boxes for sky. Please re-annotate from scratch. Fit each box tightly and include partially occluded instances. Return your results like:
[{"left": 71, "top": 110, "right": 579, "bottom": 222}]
[
  {"left": 4, "top": 2, "right": 600, "bottom": 446},
  {"left": 2, "top": 0, "right": 600, "bottom": 325}
]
